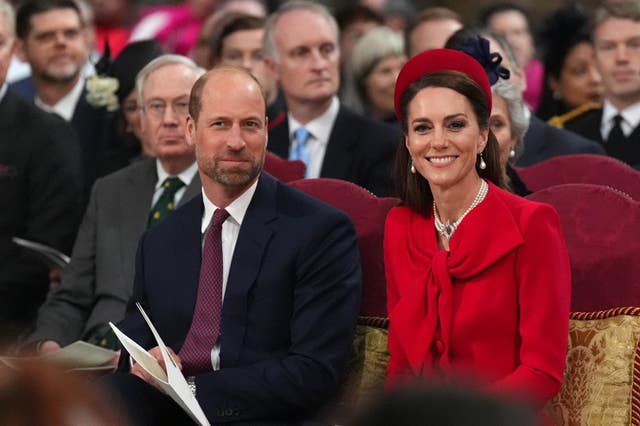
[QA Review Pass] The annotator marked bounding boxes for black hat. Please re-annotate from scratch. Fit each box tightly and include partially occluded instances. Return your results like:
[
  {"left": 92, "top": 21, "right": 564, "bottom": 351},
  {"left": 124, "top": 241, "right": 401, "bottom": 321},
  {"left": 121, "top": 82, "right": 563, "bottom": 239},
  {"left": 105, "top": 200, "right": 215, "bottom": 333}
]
[{"left": 108, "top": 40, "right": 165, "bottom": 103}]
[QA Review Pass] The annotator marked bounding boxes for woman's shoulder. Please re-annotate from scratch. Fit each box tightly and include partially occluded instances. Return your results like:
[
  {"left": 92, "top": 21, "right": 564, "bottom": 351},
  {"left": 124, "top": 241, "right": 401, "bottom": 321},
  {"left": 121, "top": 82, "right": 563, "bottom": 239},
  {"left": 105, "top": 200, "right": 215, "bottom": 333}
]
[{"left": 386, "top": 205, "right": 428, "bottom": 228}]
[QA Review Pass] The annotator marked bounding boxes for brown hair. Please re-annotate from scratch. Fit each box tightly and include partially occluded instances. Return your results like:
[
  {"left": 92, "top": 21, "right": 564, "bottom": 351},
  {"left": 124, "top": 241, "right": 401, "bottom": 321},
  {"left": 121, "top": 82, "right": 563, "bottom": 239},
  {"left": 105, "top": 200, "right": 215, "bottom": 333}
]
[
  {"left": 208, "top": 13, "right": 266, "bottom": 67},
  {"left": 594, "top": 0, "right": 640, "bottom": 27},
  {"left": 394, "top": 70, "right": 503, "bottom": 215},
  {"left": 405, "top": 7, "right": 463, "bottom": 56}
]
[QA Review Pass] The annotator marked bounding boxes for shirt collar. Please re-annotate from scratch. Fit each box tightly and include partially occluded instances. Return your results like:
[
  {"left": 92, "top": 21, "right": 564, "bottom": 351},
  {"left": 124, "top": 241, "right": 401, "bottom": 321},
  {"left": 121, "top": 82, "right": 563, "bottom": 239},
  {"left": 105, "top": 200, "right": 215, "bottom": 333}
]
[
  {"left": 0, "top": 83, "right": 7, "bottom": 103},
  {"left": 288, "top": 96, "right": 340, "bottom": 144},
  {"left": 602, "top": 99, "right": 640, "bottom": 129},
  {"left": 201, "top": 177, "right": 259, "bottom": 233},
  {"left": 155, "top": 159, "right": 198, "bottom": 191},
  {"left": 34, "top": 76, "right": 85, "bottom": 121}
]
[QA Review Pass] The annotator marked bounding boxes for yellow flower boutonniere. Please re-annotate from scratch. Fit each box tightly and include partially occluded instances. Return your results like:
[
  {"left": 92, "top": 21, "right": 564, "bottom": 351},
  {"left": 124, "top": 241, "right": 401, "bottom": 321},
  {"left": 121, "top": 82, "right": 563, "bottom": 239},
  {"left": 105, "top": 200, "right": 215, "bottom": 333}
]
[{"left": 86, "top": 75, "right": 120, "bottom": 111}]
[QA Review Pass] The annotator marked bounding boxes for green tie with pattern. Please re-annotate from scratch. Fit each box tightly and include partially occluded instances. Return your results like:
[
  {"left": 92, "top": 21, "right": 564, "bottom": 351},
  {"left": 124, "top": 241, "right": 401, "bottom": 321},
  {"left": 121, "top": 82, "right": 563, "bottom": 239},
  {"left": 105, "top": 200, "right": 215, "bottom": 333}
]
[{"left": 148, "top": 177, "right": 186, "bottom": 228}]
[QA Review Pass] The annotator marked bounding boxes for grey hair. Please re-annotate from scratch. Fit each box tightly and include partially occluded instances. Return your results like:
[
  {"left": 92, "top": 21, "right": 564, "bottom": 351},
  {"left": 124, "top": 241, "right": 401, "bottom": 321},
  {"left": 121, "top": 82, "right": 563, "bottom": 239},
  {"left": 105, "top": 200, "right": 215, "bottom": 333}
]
[
  {"left": 491, "top": 79, "right": 528, "bottom": 163},
  {"left": 136, "top": 54, "right": 205, "bottom": 107},
  {"left": 0, "top": 0, "right": 15, "bottom": 37},
  {"left": 263, "top": 0, "right": 339, "bottom": 62},
  {"left": 343, "top": 26, "right": 404, "bottom": 114},
  {"left": 350, "top": 26, "right": 404, "bottom": 82}
]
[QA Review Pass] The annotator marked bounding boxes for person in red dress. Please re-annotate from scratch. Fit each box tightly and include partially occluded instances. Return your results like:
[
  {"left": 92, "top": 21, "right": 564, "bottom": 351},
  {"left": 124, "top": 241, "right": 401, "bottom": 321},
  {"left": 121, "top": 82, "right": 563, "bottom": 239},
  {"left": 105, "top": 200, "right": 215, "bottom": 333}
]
[{"left": 384, "top": 48, "right": 571, "bottom": 410}]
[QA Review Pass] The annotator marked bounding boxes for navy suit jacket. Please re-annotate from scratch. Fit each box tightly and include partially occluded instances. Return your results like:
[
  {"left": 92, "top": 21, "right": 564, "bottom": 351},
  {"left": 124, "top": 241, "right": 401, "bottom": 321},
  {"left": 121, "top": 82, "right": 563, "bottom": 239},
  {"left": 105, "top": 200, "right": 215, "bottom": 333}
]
[
  {"left": 10, "top": 76, "right": 118, "bottom": 198},
  {"left": 268, "top": 105, "right": 399, "bottom": 197},
  {"left": 562, "top": 107, "right": 640, "bottom": 168},
  {"left": 516, "top": 115, "right": 606, "bottom": 166},
  {"left": 0, "top": 89, "right": 82, "bottom": 339},
  {"left": 118, "top": 173, "right": 361, "bottom": 424}
]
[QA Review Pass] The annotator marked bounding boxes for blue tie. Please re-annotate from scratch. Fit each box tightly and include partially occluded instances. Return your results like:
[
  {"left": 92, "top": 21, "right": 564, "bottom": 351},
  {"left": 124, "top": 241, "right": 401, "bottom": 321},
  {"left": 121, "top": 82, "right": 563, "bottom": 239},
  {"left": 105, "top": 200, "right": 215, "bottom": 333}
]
[{"left": 290, "top": 127, "right": 311, "bottom": 175}]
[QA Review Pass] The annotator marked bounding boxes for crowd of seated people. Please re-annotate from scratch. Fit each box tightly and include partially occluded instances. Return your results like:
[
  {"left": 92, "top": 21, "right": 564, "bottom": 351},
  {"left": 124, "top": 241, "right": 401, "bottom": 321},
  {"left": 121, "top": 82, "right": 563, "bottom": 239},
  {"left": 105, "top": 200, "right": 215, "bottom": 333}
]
[{"left": 1, "top": 0, "right": 639, "bottom": 424}]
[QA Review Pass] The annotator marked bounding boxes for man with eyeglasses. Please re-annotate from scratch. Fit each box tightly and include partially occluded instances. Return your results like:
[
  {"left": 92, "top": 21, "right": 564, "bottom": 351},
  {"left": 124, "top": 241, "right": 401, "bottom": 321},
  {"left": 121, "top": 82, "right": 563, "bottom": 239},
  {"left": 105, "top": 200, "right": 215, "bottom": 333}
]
[
  {"left": 27, "top": 55, "right": 204, "bottom": 356},
  {"left": 562, "top": 0, "right": 640, "bottom": 168}
]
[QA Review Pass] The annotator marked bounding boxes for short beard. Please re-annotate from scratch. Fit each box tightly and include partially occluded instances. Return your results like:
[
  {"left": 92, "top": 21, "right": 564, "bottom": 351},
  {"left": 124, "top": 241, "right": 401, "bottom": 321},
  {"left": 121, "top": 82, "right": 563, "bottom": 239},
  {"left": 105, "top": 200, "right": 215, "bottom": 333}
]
[
  {"left": 39, "top": 67, "right": 81, "bottom": 85},
  {"left": 200, "top": 150, "right": 265, "bottom": 189}
]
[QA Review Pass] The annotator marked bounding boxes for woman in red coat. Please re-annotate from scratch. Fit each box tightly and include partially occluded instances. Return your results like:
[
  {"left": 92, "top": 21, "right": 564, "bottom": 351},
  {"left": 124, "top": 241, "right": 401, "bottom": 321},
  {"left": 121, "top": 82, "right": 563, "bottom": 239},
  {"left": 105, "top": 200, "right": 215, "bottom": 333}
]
[{"left": 384, "top": 48, "right": 571, "bottom": 409}]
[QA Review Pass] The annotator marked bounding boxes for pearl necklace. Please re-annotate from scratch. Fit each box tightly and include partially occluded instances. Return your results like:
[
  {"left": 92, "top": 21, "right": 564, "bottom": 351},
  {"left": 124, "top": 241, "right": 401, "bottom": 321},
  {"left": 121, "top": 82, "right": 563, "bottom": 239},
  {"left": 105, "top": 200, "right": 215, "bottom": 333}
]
[{"left": 433, "top": 179, "right": 489, "bottom": 240}]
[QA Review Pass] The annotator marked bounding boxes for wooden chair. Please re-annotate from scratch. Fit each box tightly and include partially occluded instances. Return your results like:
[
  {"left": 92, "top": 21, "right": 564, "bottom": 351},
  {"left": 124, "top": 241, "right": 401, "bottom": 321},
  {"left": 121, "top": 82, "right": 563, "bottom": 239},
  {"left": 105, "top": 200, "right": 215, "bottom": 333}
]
[{"left": 527, "top": 184, "right": 640, "bottom": 425}]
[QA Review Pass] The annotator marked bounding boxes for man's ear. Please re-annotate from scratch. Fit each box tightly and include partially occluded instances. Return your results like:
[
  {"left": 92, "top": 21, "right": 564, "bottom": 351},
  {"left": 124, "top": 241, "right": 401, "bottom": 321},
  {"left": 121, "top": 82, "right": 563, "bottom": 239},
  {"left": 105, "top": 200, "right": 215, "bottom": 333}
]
[
  {"left": 263, "top": 57, "right": 280, "bottom": 81},
  {"left": 185, "top": 115, "right": 196, "bottom": 147},
  {"left": 14, "top": 39, "right": 27, "bottom": 62}
]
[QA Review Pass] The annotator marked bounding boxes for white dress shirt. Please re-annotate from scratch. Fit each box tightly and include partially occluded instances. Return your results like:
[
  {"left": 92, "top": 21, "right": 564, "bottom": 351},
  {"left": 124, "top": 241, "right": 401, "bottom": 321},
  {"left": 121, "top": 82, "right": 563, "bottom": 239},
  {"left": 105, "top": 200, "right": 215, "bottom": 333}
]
[
  {"left": 200, "top": 179, "right": 259, "bottom": 370},
  {"left": 34, "top": 76, "right": 85, "bottom": 122},
  {"left": 287, "top": 96, "right": 340, "bottom": 179},
  {"left": 600, "top": 100, "right": 640, "bottom": 140},
  {"left": 152, "top": 160, "right": 199, "bottom": 208}
]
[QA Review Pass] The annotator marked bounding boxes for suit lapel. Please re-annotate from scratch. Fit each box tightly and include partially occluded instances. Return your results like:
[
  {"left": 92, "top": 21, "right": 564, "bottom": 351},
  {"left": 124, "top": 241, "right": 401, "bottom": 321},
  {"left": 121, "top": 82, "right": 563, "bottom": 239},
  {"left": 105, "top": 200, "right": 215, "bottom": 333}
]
[
  {"left": 320, "top": 106, "right": 356, "bottom": 178},
  {"left": 119, "top": 159, "right": 157, "bottom": 248},
  {"left": 221, "top": 174, "right": 278, "bottom": 366},
  {"left": 586, "top": 110, "right": 604, "bottom": 143},
  {"left": 267, "top": 117, "right": 291, "bottom": 158},
  {"left": 178, "top": 172, "right": 201, "bottom": 208},
  {"left": 174, "top": 197, "right": 206, "bottom": 346}
]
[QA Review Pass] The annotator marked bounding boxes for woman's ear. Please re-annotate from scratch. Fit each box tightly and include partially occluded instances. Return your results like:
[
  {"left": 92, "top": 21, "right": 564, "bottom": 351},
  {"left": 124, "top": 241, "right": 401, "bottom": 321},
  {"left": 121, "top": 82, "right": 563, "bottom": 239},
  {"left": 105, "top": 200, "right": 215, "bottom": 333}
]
[{"left": 478, "top": 128, "right": 489, "bottom": 153}]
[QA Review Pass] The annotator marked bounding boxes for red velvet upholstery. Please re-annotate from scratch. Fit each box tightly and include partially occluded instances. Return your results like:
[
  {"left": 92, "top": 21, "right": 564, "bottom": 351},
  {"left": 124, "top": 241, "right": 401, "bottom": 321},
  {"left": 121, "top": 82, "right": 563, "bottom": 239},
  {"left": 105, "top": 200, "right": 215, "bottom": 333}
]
[
  {"left": 516, "top": 154, "right": 640, "bottom": 200},
  {"left": 289, "top": 178, "right": 399, "bottom": 317},
  {"left": 264, "top": 152, "right": 306, "bottom": 183},
  {"left": 526, "top": 184, "right": 640, "bottom": 311}
]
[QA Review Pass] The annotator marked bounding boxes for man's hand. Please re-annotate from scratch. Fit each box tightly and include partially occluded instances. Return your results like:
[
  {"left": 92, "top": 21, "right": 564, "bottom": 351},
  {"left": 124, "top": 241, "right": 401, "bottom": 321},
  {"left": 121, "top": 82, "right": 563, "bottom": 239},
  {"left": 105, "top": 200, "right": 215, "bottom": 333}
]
[
  {"left": 131, "top": 346, "right": 182, "bottom": 392},
  {"left": 39, "top": 340, "right": 61, "bottom": 354},
  {"left": 48, "top": 268, "right": 62, "bottom": 290}
]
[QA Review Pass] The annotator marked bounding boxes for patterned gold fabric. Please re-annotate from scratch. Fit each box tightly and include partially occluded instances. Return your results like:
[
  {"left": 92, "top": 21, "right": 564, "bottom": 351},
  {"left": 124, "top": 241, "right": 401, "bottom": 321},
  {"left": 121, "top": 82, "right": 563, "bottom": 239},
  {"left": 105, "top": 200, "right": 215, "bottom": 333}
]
[
  {"left": 547, "top": 308, "right": 640, "bottom": 425},
  {"left": 340, "top": 324, "right": 390, "bottom": 405}
]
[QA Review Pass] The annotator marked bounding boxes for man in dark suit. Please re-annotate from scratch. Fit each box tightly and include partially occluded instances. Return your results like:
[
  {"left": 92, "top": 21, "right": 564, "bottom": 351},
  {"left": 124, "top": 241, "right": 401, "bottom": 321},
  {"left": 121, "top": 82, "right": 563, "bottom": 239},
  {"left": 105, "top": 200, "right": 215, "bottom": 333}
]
[
  {"left": 263, "top": 1, "right": 398, "bottom": 197},
  {"left": 0, "top": 0, "right": 81, "bottom": 343},
  {"left": 27, "top": 55, "right": 204, "bottom": 353},
  {"left": 561, "top": 0, "right": 640, "bottom": 169},
  {"left": 106, "top": 66, "right": 361, "bottom": 425},
  {"left": 11, "top": 0, "right": 116, "bottom": 197}
]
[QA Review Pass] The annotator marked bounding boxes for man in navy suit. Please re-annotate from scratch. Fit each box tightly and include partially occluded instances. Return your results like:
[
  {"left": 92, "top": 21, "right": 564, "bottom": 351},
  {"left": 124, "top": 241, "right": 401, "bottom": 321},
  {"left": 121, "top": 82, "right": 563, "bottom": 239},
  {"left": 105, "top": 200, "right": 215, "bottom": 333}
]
[
  {"left": 12, "top": 0, "right": 116, "bottom": 197},
  {"left": 107, "top": 66, "right": 361, "bottom": 425},
  {"left": 263, "top": 1, "right": 398, "bottom": 197}
]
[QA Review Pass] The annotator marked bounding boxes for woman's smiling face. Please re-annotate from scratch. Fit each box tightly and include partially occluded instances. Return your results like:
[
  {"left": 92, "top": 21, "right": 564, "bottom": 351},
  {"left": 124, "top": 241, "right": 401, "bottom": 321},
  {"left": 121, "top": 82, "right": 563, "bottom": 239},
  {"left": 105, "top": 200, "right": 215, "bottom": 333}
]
[{"left": 405, "top": 86, "right": 487, "bottom": 192}]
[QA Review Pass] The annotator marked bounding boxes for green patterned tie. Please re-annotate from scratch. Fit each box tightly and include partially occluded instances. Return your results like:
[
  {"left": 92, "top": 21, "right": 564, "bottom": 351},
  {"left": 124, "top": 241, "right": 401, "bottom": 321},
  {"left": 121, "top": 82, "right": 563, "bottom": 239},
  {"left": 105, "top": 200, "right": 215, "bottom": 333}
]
[{"left": 148, "top": 177, "right": 186, "bottom": 228}]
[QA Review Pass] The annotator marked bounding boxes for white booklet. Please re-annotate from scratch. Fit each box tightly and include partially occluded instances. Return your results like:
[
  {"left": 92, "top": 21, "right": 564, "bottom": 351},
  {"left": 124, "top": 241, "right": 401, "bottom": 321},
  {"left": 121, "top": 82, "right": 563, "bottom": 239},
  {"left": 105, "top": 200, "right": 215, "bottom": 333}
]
[
  {"left": 12, "top": 237, "right": 71, "bottom": 269},
  {"left": 0, "top": 340, "right": 117, "bottom": 372},
  {"left": 109, "top": 303, "right": 210, "bottom": 426}
]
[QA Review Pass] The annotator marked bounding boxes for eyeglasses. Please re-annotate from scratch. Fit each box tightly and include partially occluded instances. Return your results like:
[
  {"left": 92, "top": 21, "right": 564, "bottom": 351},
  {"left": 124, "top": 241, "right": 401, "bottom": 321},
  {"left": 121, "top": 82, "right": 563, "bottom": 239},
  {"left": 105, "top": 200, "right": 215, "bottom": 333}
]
[{"left": 143, "top": 99, "right": 190, "bottom": 119}]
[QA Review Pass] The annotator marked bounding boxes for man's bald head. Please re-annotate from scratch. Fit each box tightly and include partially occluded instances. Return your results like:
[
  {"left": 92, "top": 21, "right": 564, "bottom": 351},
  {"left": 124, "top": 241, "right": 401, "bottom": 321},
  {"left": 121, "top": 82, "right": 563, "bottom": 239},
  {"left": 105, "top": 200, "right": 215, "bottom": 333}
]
[{"left": 189, "top": 65, "right": 266, "bottom": 123}]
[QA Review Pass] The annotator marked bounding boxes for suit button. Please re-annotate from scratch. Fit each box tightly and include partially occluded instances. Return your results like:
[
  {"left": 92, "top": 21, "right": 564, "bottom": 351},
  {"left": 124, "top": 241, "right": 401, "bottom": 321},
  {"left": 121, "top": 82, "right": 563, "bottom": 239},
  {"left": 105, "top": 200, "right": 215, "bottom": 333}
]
[{"left": 225, "top": 408, "right": 233, "bottom": 416}]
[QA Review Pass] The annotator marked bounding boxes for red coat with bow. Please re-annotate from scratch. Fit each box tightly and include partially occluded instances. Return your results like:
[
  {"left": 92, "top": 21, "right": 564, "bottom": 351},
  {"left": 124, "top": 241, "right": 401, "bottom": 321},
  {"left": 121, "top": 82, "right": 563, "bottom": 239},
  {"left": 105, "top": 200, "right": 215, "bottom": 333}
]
[{"left": 384, "top": 183, "right": 571, "bottom": 407}]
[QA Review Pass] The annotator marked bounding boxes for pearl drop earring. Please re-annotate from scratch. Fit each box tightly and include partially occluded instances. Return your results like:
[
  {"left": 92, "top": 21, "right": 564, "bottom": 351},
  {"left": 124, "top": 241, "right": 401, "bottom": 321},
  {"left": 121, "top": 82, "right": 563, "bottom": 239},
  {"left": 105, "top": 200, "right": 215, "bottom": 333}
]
[{"left": 479, "top": 152, "right": 487, "bottom": 170}]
